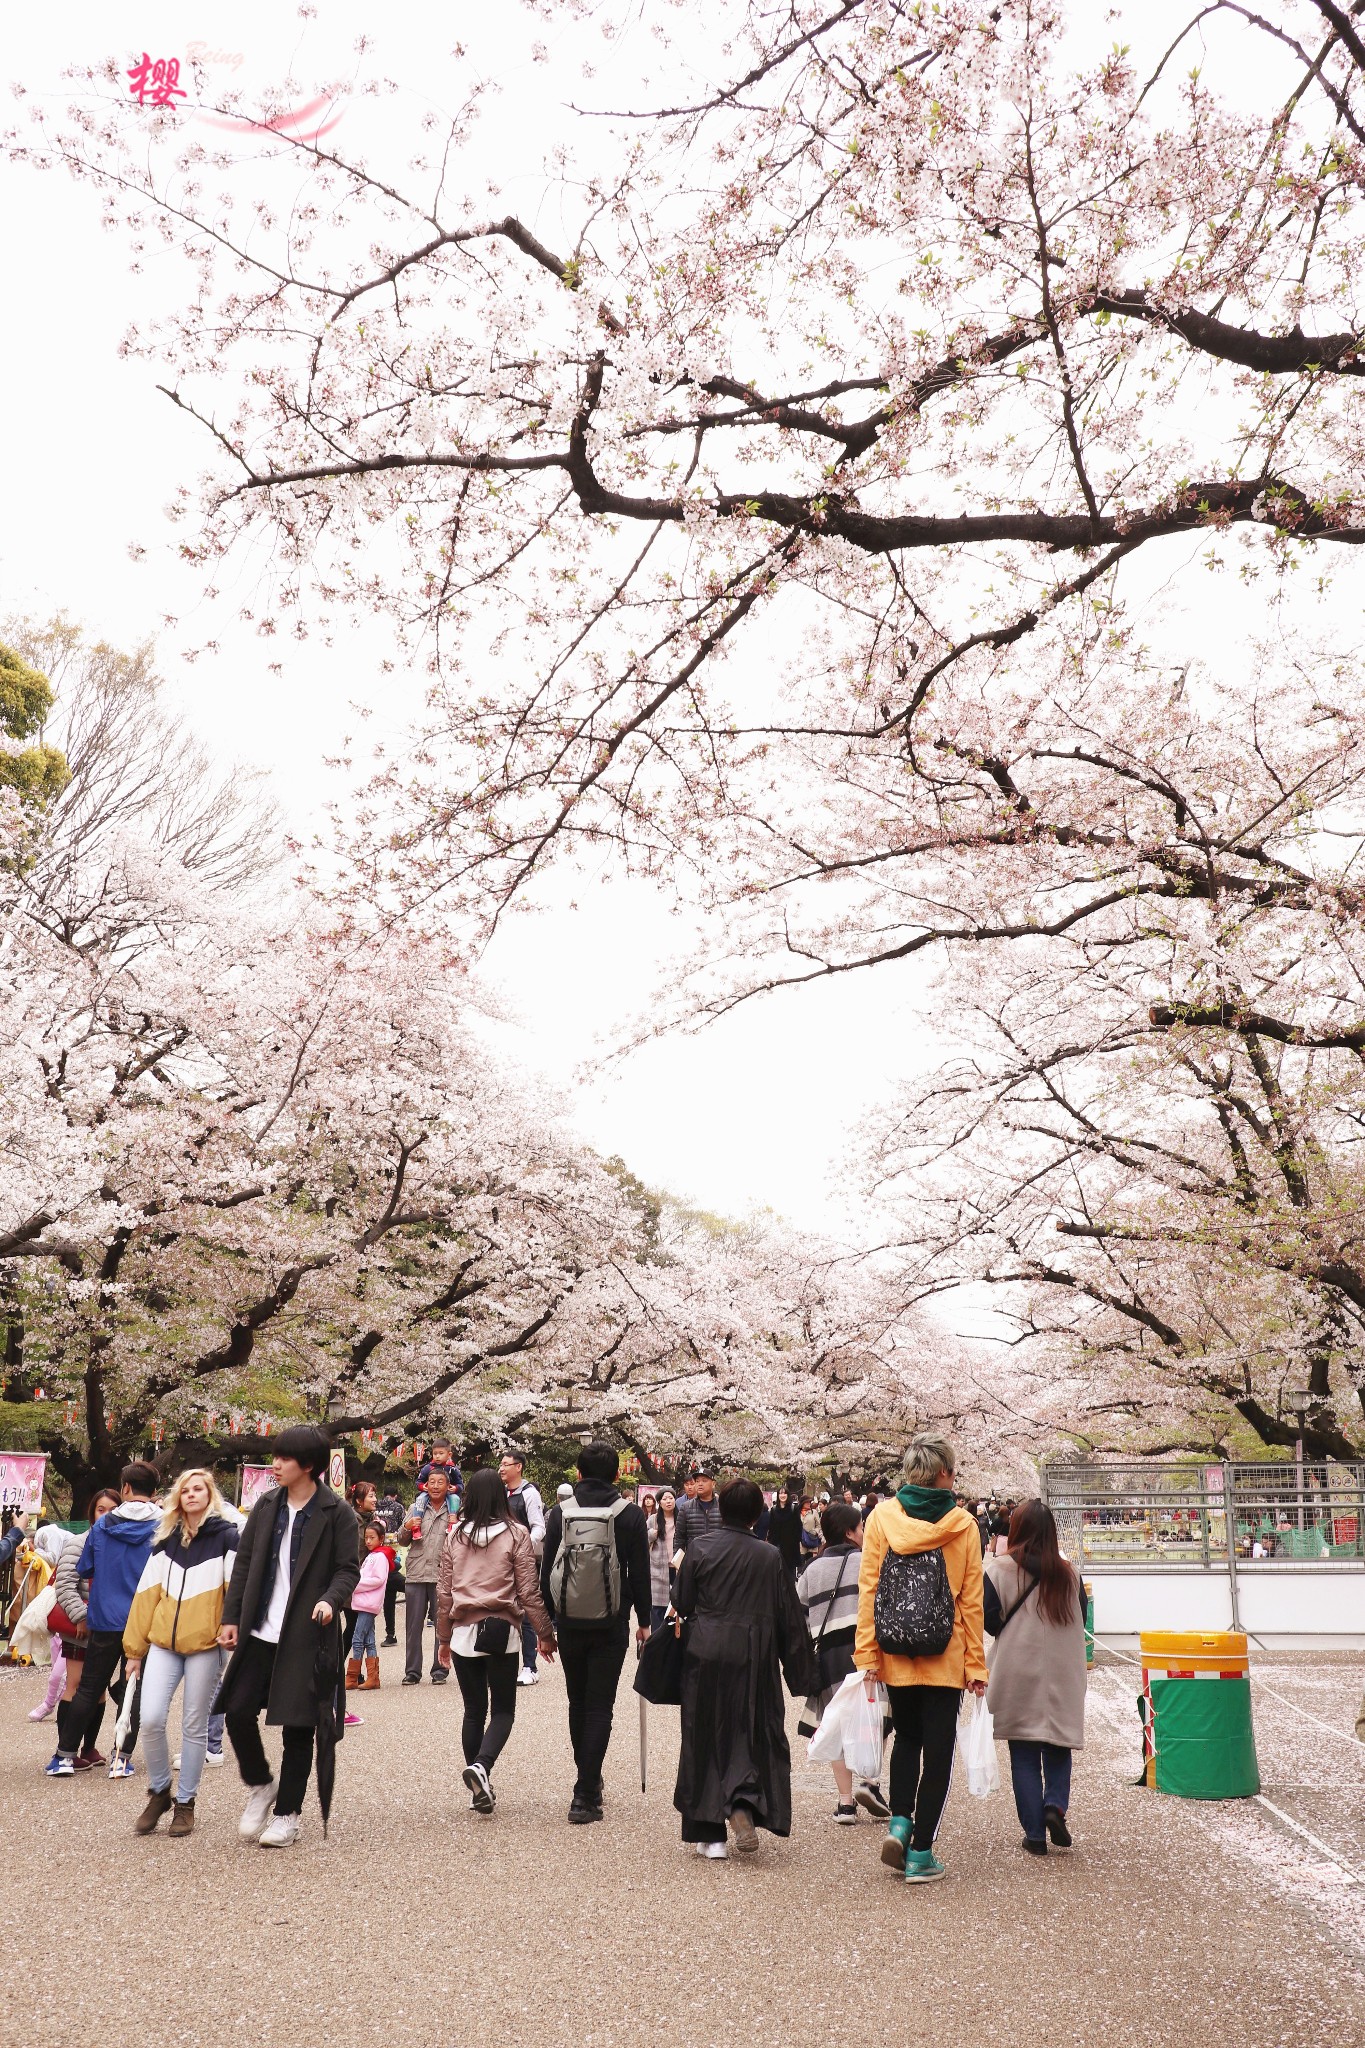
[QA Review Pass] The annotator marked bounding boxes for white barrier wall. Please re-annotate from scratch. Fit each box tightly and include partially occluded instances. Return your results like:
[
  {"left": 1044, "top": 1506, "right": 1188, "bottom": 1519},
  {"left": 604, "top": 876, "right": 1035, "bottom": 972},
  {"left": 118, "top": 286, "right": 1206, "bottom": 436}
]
[{"left": 1088, "top": 1565, "right": 1364, "bottom": 1637}]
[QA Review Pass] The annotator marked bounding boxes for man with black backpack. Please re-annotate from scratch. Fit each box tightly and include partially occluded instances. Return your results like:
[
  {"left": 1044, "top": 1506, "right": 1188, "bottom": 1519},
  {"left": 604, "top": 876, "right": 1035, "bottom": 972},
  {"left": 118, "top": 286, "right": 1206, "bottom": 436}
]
[{"left": 539, "top": 1442, "right": 651, "bottom": 1825}]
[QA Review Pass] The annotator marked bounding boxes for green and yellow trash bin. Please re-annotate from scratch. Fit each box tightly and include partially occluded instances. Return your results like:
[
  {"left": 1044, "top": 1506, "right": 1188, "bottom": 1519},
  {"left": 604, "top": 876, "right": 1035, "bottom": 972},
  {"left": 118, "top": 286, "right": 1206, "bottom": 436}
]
[{"left": 1139, "top": 1631, "right": 1259, "bottom": 1799}]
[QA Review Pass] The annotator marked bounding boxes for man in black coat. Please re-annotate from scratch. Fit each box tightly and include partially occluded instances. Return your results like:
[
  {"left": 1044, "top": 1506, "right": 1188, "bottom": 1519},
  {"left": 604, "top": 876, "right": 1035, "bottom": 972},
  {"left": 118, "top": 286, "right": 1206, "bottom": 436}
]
[
  {"left": 217, "top": 1426, "right": 359, "bottom": 1849},
  {"left": 540, "top": 1442, "right": 651, "bottom": 1825}
]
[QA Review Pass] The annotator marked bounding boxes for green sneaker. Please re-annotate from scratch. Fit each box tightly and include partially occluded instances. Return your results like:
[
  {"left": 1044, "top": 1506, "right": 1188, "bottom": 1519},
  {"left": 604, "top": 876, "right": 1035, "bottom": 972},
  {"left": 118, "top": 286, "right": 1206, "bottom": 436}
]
[
  {"left": 880, "top": 1816, "right": 911, "bottom": 1871},
  {"left": 903, "top": 1847, "right": 947, "bottom": 1883}
]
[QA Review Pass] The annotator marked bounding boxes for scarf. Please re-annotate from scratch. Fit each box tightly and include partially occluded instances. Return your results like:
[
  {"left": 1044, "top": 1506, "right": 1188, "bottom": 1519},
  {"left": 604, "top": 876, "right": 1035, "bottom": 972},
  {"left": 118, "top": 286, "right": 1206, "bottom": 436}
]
[{"left": 896, "top": 1484, "right": 957, "bottom": 1524}]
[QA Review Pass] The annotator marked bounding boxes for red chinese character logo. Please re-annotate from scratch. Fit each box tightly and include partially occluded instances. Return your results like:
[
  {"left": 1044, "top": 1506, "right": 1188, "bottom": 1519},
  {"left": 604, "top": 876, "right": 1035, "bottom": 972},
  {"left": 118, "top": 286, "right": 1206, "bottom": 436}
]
[{"left": 127, "top": 54, "right": 187, "bottom": 108}]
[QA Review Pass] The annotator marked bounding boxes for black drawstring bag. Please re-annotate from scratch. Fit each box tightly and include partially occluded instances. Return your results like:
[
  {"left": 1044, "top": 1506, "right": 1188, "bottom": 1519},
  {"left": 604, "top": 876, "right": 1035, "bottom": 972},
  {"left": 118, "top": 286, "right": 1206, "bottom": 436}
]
[{"left": 633, "top": 1617, "right": 689, "bottom": 1705}]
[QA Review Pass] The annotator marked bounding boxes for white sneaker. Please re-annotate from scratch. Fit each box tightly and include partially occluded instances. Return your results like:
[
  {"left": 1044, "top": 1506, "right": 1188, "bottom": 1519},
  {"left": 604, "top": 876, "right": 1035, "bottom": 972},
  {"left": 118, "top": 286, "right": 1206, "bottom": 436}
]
[
  {"left": 238, "top": 1779, "right": 278, "bottom": 1841},
  {"left": 257, "top": 1812, "right": 301, "bottom": 1849},
  {"left": 516, "top": 1667, "right": 539, "bottom": 1686},
  {"left": 204, "top": 1750, "right": 225, "bottom": 1767},
  {"left": 694, "top": 1840, "right": 728, "bottom": 1859}
]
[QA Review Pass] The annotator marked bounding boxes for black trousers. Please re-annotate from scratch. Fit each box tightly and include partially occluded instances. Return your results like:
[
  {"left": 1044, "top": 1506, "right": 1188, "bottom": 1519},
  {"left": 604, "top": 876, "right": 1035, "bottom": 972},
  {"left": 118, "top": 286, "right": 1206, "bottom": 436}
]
[
  {"left": 557, "top": 1627, "right": 629, "bottom": 1802},
  {"left": 452, "top": 1651, "right": 519, "bottom": 1771},
  {"left": 223, "top": 1636, "right": 316, "bottom": 1817},
  {"left": 59, "top": 1629, "right": 124, "bottom": 1758},
  {"left": 886, "top": 1683, "right": 962, "bottom": 1850},
  {"left": 383, "top": 1570, "right": 402, "bottom": 1639}
]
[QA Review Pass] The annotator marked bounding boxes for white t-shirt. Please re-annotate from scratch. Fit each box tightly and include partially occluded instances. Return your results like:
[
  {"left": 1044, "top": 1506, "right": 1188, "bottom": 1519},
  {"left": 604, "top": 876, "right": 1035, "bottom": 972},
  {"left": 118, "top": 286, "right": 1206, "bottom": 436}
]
[{"left": 253, "top": 1502, "right": 299, "bottom": 1644}]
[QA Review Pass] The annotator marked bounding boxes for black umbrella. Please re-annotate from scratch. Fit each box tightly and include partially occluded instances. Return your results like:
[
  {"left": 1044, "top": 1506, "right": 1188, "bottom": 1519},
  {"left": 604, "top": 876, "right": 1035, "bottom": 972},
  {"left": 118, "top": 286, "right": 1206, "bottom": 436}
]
[{"left": 312, "top": 1615, "right": 346, "bottom": 1838}]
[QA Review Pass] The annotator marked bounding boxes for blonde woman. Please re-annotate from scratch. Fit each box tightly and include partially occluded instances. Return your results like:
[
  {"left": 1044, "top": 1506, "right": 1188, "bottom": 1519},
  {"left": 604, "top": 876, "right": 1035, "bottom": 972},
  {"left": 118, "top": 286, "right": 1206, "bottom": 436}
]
[{"left": 123, "top": 1469, "right": 240, "bottom": 1839}]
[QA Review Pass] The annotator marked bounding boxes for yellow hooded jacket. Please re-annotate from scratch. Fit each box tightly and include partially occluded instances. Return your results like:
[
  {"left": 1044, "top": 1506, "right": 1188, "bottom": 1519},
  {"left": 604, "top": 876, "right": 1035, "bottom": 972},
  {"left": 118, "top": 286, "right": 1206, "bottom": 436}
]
[{"left": 854, "top": 1498, "right": 987, "bottom": 1689}]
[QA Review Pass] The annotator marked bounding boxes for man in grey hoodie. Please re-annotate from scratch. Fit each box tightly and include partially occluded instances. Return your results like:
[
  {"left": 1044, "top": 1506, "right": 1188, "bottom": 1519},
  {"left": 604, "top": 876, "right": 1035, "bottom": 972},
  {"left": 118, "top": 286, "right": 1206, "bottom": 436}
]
[{"left": 47, "top": 1463, "right": 160, "bottom": 1778}]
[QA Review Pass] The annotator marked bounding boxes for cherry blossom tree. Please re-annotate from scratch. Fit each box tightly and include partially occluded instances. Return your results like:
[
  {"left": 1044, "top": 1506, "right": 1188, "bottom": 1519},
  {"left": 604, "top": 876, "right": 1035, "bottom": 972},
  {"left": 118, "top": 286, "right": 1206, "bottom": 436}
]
[{"left": 17, "top": 2, "right": 1365, "bottom": 1463}]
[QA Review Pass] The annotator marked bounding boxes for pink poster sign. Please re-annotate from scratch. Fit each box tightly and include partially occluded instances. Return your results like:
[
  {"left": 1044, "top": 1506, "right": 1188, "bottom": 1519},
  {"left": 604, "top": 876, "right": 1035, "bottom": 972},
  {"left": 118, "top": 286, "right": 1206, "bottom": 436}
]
[
  {"left": 0, "top": 1451, "right": 48, "bottom": 1513},
  {"left": 239, "top": 1463, "right": 277, "bottom": 1511}
]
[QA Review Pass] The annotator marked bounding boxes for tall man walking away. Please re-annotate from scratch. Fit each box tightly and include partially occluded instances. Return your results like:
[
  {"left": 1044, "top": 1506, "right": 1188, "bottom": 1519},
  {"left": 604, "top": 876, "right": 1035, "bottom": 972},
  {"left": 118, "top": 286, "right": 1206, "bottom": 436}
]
[
  {"left": 402, "top": 1465, "right": 453, "bottom": 1685},
  {"left": 48, "top": 1463, "right": 160, "bottom": 1777},
  {"left": 540, "top": 1442, "right": 651, "bottom": 1825},
  {"left": 216, "top": 1426, "right": 359, "bottom": 1848},
  {"left": 500, "top": 1450, "right": 546, "bottom": 1686}
]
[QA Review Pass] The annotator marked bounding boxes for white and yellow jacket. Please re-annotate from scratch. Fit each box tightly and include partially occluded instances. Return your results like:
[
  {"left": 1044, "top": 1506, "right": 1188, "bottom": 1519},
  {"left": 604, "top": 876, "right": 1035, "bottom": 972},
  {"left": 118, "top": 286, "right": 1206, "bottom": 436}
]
[{"left": 124, "top": 1514, "right": 241, "bottom": 1659}]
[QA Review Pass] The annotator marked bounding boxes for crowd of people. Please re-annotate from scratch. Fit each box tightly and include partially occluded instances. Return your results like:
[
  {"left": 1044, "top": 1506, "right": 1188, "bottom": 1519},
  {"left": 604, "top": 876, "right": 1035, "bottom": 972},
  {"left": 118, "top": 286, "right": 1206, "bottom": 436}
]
[{"left": 2, "top": 1429, "right": 1091, "bottom": 1873}]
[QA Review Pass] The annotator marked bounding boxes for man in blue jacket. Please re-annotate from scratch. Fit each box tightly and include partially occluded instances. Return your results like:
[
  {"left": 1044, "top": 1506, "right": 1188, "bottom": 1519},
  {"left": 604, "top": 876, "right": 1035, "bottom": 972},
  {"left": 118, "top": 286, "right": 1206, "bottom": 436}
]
[{"left": 47, "top": 1462, "right": 160, "bottom": 1778}]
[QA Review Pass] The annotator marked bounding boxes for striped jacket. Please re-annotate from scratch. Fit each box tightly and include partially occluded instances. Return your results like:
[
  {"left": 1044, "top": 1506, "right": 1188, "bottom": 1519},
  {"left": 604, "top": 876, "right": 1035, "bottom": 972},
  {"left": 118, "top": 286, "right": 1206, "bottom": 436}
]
[{"left": 124, "top": 1514, "right": 240, "bottom": 1658}]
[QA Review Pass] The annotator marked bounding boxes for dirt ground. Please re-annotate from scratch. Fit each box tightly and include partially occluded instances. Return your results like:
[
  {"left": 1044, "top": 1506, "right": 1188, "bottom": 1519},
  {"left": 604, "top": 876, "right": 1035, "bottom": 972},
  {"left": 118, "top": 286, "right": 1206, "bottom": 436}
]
[{"left": 2, "top": 1636, "right": 1361, "bottom": 2048}]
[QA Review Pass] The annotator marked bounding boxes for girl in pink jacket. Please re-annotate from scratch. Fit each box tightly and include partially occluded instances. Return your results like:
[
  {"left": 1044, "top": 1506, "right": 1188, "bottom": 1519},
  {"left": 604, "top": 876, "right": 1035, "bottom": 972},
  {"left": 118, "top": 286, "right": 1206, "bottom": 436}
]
[{"left": 347, "top": 1524, "right": 390, "bottom": 1691}]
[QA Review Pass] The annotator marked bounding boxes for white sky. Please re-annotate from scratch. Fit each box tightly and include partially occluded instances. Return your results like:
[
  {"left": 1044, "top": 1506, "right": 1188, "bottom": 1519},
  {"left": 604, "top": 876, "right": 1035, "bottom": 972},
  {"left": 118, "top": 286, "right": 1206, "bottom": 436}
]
[{"left": 1, "top": 1, "right": 950, "bottom": 1236}]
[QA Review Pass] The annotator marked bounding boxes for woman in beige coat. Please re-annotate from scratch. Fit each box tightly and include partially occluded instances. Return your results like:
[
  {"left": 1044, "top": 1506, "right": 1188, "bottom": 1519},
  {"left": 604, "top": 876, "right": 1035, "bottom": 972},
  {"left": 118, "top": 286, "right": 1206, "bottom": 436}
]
[
  {"left": 984, "top": 1499, "right": 1087, "bottom": 1856},
  {"left": 436, "top": 1468, "right": 556, "bottom": 1814}
]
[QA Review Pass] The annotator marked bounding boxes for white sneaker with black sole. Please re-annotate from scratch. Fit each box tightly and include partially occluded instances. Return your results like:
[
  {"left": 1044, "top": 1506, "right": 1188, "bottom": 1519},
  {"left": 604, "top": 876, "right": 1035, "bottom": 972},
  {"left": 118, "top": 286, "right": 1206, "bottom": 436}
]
[
  {"left": 462, "top": 1761, "right": 495, "bottom": 1813},
  {"left": 238, "top": 1778, "right": 278, "bottom": 1841},
  {"left": 516, "top": 1667, "right": 539, "bottom": 1686}
]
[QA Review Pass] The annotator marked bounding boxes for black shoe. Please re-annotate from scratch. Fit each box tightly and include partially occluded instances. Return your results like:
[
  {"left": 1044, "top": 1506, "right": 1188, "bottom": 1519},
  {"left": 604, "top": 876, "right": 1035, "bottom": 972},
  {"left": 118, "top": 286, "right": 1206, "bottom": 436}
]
[
  {"left": 402, "top": 1676, "right": 421, "bottom": 1686},
  {"left": 1043, "top": 1804, "right": 1072, "bottom": 1847},
  {"left": 568, "top": 1799, "right": 604, "bottom": 1825},
  {"left": 855, "top": 1781, "right": 892, "bottom": 1820},
  {"left": 1022, "top": 1836, "right": 1048, "bottom": 1857},
  {"left": 381, "top": 1637, "right": 398, "bottom": 1648},
  {"left": 429, "top": 1670, "right": 448, "bottom": 1684}
]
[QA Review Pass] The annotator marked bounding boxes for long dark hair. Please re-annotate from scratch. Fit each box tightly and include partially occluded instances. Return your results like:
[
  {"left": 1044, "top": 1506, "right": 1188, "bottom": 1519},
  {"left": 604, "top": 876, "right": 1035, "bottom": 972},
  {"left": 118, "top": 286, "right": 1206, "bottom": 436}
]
[
  {"left": 1007, "top": 1499, "right": 1082, "bottom": 1627},
  {"left": 655, "top": 1490, "right": 675, "bottom": 1545},
  {"left": 455, "top": 1467, "right": 511, "bottom": 1543}
]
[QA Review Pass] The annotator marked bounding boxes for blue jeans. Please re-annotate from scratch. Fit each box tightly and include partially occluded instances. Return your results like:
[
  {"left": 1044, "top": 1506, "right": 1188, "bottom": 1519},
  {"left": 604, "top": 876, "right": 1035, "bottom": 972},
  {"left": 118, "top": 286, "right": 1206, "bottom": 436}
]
[
  {"left": 1008, "top": 1740, "right": 1072, "bottom": 1842},
  {"left": 140, "top": 1644, "right": 222, "bottom": 1802},
  {"left": 520, "top": 1617, "right": 538, "bottom": 1671},
  {"left": 350, "top": 1612, "right": 378, "bottom": 1659}
]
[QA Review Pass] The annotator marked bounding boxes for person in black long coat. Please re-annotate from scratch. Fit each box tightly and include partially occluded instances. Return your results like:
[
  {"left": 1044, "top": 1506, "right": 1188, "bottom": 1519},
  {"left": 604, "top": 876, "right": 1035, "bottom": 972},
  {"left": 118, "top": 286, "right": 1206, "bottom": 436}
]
[
  {"left": 216, "top": 1427, "right": 359, "bottom": 1847},
  {"left": 765, "top": 1480, "right": 805, "bottom": 1576},
  {"left": 673, "top": 1476, "right": 814, "bottom": 1859}
]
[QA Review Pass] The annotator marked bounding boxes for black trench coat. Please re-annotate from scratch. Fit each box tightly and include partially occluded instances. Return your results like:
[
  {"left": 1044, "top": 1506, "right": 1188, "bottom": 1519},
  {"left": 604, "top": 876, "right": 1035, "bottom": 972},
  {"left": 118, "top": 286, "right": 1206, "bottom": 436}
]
[
  {"left": 673, "top": 1523, "right": 815, "bottom": 1836},
  {"left": 218, "top": 1483, "right": 360, "bottom": 1727}
]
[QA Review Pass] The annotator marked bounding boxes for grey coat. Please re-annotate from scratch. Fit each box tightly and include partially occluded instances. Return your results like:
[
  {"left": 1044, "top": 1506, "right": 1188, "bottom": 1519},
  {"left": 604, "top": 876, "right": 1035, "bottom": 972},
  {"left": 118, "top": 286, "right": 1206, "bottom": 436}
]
[{"left": 984, "top": 1554, "right": 1087, "bottom": 1750}]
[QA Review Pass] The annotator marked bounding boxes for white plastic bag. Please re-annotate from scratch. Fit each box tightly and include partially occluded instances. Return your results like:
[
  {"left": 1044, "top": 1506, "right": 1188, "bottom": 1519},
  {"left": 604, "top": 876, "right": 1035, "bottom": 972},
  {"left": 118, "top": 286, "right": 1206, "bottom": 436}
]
[
  {"left": 957, "top": 1693, "right": 1000, "bottom": 1798},
  {"left": 808, "top": 1670, "right": 887, "bottom": 1779},
  {"left": 115, "top": 1668, "right": 140, "bottom": 1753},
  {"left": 844, "top": 1676, "right": 887, "bottom": 1781}
]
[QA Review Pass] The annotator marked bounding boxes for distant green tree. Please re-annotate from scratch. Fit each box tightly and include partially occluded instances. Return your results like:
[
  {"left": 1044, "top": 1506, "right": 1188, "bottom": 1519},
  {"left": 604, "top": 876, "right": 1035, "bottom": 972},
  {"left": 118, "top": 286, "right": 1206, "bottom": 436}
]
[{"left": 0, "top": 642, "right": 68, "bottom": 805}]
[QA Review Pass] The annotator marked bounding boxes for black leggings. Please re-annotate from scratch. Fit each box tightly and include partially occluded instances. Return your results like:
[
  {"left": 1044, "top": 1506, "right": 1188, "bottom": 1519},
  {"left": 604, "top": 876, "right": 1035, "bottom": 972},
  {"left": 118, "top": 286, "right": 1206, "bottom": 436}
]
[
  {"left": 452, "top": 1651, "right": 519, "bottom": 1772},
  {"left": 887, "top": 1683, "right": 962, "bottom": 1850}
]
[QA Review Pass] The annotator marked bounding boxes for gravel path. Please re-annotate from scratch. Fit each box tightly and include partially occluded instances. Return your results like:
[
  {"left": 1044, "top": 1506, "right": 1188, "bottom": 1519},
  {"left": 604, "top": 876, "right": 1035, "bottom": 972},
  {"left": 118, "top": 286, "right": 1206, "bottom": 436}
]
[{"left": 3, "top": 1640, "right": 1361, "bottom": 2048}]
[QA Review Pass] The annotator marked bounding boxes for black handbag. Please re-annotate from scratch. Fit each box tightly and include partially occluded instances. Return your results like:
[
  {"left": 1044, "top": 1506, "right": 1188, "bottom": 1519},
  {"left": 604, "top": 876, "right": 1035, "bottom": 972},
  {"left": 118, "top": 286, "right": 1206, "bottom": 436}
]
[
  {"left": 473, "top": 1616, "right": 513, "bottom": 1656},
  {"left": 633, "top": 1617, "right": 688, "bottom": 1704}
]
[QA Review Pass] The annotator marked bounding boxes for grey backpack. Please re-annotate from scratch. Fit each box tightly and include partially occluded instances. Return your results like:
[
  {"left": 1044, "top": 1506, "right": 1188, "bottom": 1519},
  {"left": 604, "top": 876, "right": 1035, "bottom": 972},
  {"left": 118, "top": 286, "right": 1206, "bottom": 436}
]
[
  {"left": 873, "top": 1544, "right": 956, "bottom": 1657},
  {"left": 549, "top": 1499, "right": 628, "bottom": 1622}
]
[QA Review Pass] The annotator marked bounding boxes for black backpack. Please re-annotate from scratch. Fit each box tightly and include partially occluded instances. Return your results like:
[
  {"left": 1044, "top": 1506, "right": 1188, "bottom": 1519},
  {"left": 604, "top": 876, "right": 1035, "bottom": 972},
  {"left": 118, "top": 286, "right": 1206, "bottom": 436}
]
[{"left": 873, "top": 1544, "right": 956, "bottom": 1657}]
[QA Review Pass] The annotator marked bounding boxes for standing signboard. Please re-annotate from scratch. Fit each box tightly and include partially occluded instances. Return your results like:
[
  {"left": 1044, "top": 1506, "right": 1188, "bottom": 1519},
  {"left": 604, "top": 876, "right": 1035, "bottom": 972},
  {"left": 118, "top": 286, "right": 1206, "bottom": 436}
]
[
  {"left": 0, "top": 1451, "right": 47, "bottom": 1513},
  {"left": 239, "top": 1463, "right": 278, "bottom": 1511}
]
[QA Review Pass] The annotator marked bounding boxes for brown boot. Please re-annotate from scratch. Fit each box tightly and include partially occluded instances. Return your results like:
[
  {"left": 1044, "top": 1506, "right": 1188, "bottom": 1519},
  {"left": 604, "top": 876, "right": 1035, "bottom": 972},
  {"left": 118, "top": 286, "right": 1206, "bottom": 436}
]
[
  {"left": 135, "top": 1787, "right": 174, "bottom": 1836},
  {"left": 345, "top": 1657, "right": 361, "bottom": 1690},
  {"left": 168, "top": 1799, "right": 196, "bottom": 1838},
  {"left": 362, "top": 1656, "right": 381, "bottom": 1690}
]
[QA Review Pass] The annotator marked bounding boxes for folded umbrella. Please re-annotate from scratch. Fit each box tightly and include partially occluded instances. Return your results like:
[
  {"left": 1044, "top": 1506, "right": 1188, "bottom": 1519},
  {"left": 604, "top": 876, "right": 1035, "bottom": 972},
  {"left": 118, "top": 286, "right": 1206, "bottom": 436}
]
[{"left": 312, "top": 1616, "right": 346, "bottom": 1838}]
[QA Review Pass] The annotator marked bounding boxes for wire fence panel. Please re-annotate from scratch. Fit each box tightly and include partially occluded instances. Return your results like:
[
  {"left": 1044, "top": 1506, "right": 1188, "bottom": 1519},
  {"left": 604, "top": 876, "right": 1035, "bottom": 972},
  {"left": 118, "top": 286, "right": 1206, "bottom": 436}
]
[{"left": 1041, "top": 1461, "right": 1365, "bottom": 1572}]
